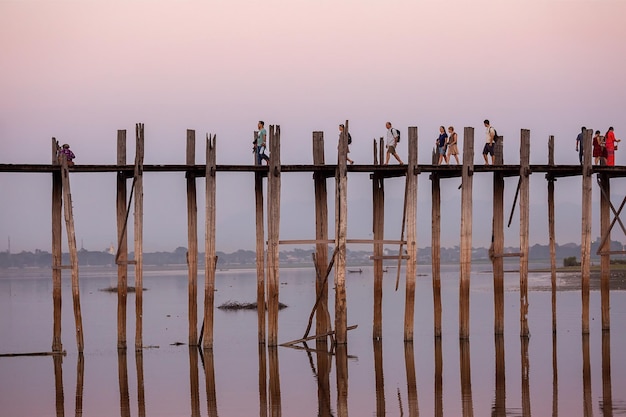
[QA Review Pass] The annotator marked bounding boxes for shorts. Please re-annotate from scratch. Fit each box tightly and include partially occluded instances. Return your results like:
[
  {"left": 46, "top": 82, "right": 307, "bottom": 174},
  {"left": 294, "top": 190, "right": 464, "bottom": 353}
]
[
  {"left": 438, "top": 146, "right": 446, "bottom": 155},
  {"left": 482, "top": 143, "right": 494, "bottom": 156},
  {"left": 387, "top": 145, "right": 397, "bottom": 155}
]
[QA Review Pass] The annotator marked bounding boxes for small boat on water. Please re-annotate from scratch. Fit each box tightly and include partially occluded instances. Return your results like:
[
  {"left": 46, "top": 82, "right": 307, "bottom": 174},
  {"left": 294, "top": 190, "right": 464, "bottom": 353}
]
[{"left": 348, "top": 268, "right": 363, "bottom": 273}]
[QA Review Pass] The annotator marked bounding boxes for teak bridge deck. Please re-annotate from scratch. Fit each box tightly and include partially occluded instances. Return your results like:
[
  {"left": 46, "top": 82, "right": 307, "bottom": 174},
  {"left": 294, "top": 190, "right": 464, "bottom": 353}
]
[{"left": 1, "top": 124, "right": 623, "bottom": 353}]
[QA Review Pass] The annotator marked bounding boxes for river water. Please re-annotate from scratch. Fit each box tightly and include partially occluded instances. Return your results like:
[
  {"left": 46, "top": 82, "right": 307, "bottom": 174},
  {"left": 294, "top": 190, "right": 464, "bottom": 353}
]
[{"left": 1, "top": 263, "right": 626, "bottom": 416}]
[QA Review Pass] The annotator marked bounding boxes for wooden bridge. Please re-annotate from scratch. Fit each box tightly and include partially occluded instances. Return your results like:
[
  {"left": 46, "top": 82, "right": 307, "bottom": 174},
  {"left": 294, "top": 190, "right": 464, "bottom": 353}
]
[{"left": 1, "top": 123, "right": 623, "bottom": 353}]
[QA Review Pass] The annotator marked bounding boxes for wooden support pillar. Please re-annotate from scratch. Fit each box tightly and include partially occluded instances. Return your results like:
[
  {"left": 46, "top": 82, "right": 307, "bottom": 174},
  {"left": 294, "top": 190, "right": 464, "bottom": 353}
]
[
  {"left": 601, "top": 331, "right": 613, "bottom": 413},
  {"left": 186, "top": 130, "right": 199, "bottom": 346},
  {"left": 547, "top": 135, "right": 557, "bottom": 333},
  {"left": 75, "top": 353, "right": 84, "bottom": 416},
  {"left": 495, "top": 136, "right": 504, "bottom": 165},
  {"left": 492, "top": 169, "right": 505, "bottom": 335},
  {"left": 552, "top": 332, "right": 558, "bottom": 416},
  {"left": 267, "top": 125, "right": 282, "bottom": 347},
  {"left": 134, "top": 123, "right": 144, "bottom": 350},
  {"left": 334, "top": 121, "right": 348, "bottom": 344},
  {"left": 255, "top": 130, "right": 266, "bottom": 344},
  {"left": 51, "top": 138, "right": 63, "bottom": 352},
  {"left": 313, "top": 131, "right": 330, "bottom": 336},
  {"left": 582, "top": 334, "right": 592, "bottom": 415},
  {"left": 116, "top": 130, "right": 128, "bottom": 349},
  {"left": 60, "top": 153, "right": 84, "bottom": 352},
  {"left": 203, "top": 133, "right": 217, "bottom": 349},
  {"left": 459, "top": 127, "right": 474, "bottom": 339},
  {"left": 372, "top": 171, "right": 384, "bottom": 340},
  {"left": 404, "top": 126, "right": 418, "bottom": 341},
  {"left": 581, "top": 129, "right": 593, "bottom": 334},
  {"left": 519, "top": 129, "right": 530, "bottom": 338},
  {"left": 599, "top": 173, "right": 610, "bottom": 330},
  {"left": 431, "top": 172, "right": 442, "bottom": 337},
  {"left": 433, "top": 338, "right": 442, "bottom": 416}
]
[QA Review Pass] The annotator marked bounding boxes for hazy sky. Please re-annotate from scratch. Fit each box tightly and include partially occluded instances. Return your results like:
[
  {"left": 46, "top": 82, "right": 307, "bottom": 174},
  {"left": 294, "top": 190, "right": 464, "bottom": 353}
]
[{"left": 1, "top": 0, "right": 625, "bottom": 253}]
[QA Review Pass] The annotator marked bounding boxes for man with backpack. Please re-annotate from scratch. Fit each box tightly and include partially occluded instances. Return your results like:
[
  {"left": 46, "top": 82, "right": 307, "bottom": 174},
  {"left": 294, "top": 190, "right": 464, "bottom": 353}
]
[
  {"left": 384, "top": 122, "right": 404, "bottom": 165},
  {"left": 482, "top": 119, "right": 496, "bottom": 165}
]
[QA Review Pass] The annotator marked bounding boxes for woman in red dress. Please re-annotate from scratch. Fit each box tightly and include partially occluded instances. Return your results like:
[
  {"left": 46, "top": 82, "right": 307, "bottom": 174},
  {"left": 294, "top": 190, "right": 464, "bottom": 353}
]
[
  {"left": 593, "top": 130, "right": 603, "bottom": 165},
  {"left": 605, "top": 126, "right": 621, "bottom": 166}
]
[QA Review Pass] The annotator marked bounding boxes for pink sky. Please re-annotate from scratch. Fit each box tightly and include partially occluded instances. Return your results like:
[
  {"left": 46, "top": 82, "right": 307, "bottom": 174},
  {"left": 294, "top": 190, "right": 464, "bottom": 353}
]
[{"left": 1, "top": 0, "right": 625, "bottom": 252}]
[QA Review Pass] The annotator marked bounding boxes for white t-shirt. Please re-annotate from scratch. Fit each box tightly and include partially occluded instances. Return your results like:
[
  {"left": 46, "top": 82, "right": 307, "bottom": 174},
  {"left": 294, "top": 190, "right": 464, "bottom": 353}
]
[
  {"left": 486, "top": 126, "right": 495, "bottom": 143},
  {"left": 387, "top": 128, "right": 398, "bottom": 147}
]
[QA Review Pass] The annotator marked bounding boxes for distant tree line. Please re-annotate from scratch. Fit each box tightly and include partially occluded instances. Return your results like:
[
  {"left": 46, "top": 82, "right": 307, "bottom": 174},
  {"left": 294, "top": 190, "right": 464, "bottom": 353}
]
[{"left": 1, "top": 239, "right": 624, "bottom": 269}]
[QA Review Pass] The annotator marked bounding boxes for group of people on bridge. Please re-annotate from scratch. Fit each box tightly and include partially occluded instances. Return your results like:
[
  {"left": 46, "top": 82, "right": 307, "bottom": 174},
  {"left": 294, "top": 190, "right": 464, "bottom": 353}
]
[{"left": 576, "top": 126, "right": 621, "bottom": 166}]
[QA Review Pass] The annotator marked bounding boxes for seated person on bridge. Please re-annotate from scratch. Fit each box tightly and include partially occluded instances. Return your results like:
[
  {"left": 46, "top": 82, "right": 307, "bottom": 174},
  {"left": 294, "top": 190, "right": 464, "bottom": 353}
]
[{"left": 58, "top": 143, "right": 75, "bottom": 167}]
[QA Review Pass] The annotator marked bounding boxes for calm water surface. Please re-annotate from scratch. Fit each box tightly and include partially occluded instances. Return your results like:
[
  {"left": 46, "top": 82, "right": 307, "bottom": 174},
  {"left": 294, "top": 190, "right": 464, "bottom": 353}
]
[{"left": 1, "top": 263, "right": 626, "bottom": 416}]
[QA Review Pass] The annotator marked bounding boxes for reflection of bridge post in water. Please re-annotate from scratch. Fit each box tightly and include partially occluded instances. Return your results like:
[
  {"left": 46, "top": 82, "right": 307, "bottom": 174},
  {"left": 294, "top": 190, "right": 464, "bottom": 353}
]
[
  {"left": 373, "top": 340, "right": 385, "bottom": 415},
  {"left": 432, "top": 339, "right": 441, "bottom": 417},
  {"left": 459, "top": 339, "right": 474, "bottom": 417},
  {"left": 135, "top": 350, "right": 146, "bottom": 417},
  {"left": 117, "top": 350, "right": 130, "bottom": 417},
  {"left": 521, "top": 337, "right": 531, "bottom": 416},
  {"left": 315, "top": 339, "right": 332, "bottom": 417},
  {"left": 268, "top": 347, "right": 281, "bottom": 417},
  {"left": 492, "top": 335, "right": 505, "bottom": 416},
  {"left": 189, "top": 348, "right": 201, "bottom": 417},
  {"left": 336, "top": 344, "right": 349, "bottom": 417},
  {"left": 258, "top": 344, "right": 268, "bottom": 417},
  {"left": 53, "top": 354, "right": 65, "bottom": 417},
  {"left": 404, "top": 341, "right": 419, "bottom": 417},
  {"left": 75, "top": 353, "right": 84, "bottom": 417},
  {"left": 552, "top": 332, "right": 558, "bottom": 417},
  {"left": 601, "top": 331, "right": 613, "bottom": 415},
  {"left": 199, "top": 348, "right": 219, "bottom": 417},
  {"left": 582, "top": 334, "right": 593, "bottom": 416}
]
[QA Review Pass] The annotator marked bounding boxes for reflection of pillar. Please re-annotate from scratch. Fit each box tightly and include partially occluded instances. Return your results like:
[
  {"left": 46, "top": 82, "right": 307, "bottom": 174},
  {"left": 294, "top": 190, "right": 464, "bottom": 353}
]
[
  {"left": 459, "top": 339, "right": 473, "bottom": 417},
  {"left": 493, "top": 335, "right": 505, "bottom": 416},
  {"left": 117, "top": 350, "right": 130, "bottom": 417},
  {"left": 432, "top": 339, "right": 441, "bottom": 417},
  {"left": 315, "top": 339, "right": 332, "bottom": 417},
  {"left": 258, "top": 344, "right": 268, "bottom": 417},
  {"left": 552, "top": 332, "right": 558, "bottom": 416},
  {"left": 189, "top": 348, "right": 201, "bottom": 417},
  {"left": 582, "top": 334, "right": 593, "bottom": 416},
  {"left": 75, "top": 353, "right": 84, "bottom": 417},
  {"left": 135, "top": 350, "right": 146, "bottom": 417},
  {"left": 602, "top": 331, "right": 613, "bottom": 414},
  {"left": 521, "top": 337, "right": 531, "bottom": 416},
  {"left": 53, "top": 354, "right": 65, "bottom": 417},
  {"left": 336, "top": 344, "right": 349, "bottom": 417},
  {"left": 373, "top": 340, "right": 385, "bottom": 415},
  {"left": 201, "top": 348, "right": 218, "bottom": 417},
  {"left": 268, "top": 346, "right": 281, "bottom": 417}
]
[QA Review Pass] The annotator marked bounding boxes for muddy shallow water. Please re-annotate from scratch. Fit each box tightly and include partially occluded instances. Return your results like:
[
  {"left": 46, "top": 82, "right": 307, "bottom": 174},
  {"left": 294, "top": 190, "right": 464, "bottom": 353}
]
[{"left": 1, "top": 263, "right": 626, "bottom": 416}]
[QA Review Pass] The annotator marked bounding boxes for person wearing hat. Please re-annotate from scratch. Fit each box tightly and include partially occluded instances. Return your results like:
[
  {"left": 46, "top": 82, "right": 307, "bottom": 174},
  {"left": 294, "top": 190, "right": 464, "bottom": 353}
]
[{"left": 58, "top": 143, "right": 76, "bottom": 167}]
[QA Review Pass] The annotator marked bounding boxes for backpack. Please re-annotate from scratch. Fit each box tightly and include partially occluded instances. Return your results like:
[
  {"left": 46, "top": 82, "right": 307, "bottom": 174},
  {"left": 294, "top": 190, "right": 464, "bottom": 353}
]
[
  {"left": 347, "top": 132, "right": 352, "bottom": 145},
  {"left": 392, "top": 128, "right": 400, "bottom": 142},
  {"left": 491, "top": 127, "right": 500, "bottom": 143}
]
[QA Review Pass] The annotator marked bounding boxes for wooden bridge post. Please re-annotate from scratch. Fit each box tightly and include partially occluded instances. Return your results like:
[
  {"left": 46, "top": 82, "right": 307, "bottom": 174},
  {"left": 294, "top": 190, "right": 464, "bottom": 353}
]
[
  {"left": 581, "top": 129, "right": 593, "bottom": 334},
  {"left": 599, "top": 172, "right": 610, "bottom": 330},
  {"left": 492, "top": 167, "right": 505, "bottom": 335},
  {"left": 404, "top": 126, "right": 418, "bottom": 341},
  {"left": 203, "top": 134, "right": 217, "bottom": 349},
  {"left": 335, "top": 121, "right": 349, "bottom": 344},
  {"left": 134, "top": 123, "right": 144, "bottom": 350},
  {"left": 255, "top": 130, "right": 266, "bottom": 344},
  {"left": 51, "top": 138, "right": 63, "bottom": 352},
  {"left": 313, "top": 131, "right": 330, "bottom": 336},
  {"left": 519, "top": 129, "right": 530, "bottom": 337},
  {"left": 431, "top": 171, "right": 442, "bottom": 337},
  {"left": 60, "top": 151, "right": 84, "bottom": 352},
  {"left": 186, "top": 130, "right": 199, "bottom": 346},
  {"left": 267, "top": 125, "right": 282, "bottom": 347},
  {"left": 459, "top": 127, "right": 474, "bottom": 339},
  {"left": 372, "top": 172, "right": 384, "bottom": 340},
  {"left": 116, "top": 130, "right": 128, "bottom": 349},
  {"left": 547, "top": 135, "right": 557, "bottom": 333}
]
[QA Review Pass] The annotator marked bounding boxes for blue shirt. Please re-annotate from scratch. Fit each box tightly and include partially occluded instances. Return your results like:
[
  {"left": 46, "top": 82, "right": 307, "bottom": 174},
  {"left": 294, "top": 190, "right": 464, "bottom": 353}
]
[{"left": 437, "top": 132, "right": 448, "bottom": 147}]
